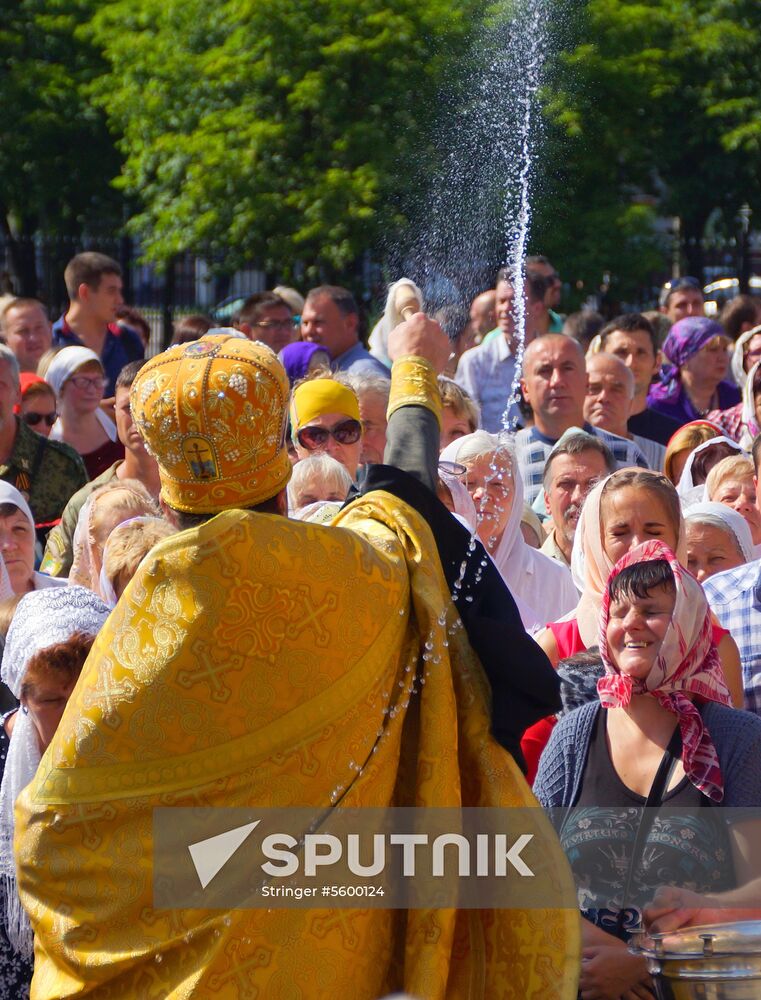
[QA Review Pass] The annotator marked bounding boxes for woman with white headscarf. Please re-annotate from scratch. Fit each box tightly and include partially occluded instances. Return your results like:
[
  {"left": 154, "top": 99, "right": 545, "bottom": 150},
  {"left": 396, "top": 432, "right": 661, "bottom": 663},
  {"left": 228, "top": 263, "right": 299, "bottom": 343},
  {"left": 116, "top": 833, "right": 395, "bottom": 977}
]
[
  {"left": 674, "top": 435, "right": 744, "bottom": 510},
  {"left": 550, "top": 469, "right": 739, "bottom": 691},
  {"left": 0, "top": 586, "right": 109, "bottom": 974},
  {"left": 685, "top": 502, "right": 753, "bottom": 583},
  {"left": 708, "top": 325, "right": 761, "bottom": 439},
  {"left": 45, "top": 346, "right": 123, "bottom": 479},
  {"left": 439, "top": 431, "right": 577, "bottom": 631},
  {"left": 69, "top": 479, "right": 160, "bottom": 595},
  {"left": 737, "top": 359, "right": 761, "bottom": 451},
  {"left": 0, "top": 482, "right": 67, "bottom": 595}
]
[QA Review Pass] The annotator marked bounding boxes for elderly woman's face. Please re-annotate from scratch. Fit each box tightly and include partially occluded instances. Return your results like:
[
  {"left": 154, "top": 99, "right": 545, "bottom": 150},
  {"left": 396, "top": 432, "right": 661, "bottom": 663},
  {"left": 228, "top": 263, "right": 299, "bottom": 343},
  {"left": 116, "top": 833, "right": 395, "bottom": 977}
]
[
  {"left": 293, "top": 471, "right": 348, "bottom": 510},
  {"left": 686, "top": 521, "right": 745, "bottom": 584},
  {"left": 0, "top": 507, "right": 35, "bottom": 593},
  {"left": 682, "top": 336, "right": 730, "bottom": 386},
  {"left": 294, "top": 410, "right": 362, "bottom": 480},
  {"left": 744, "top": 334, "right": 761, "bottom": 374},
  {"left": 462, "top": 452, "right": 514, "bottom": 547},
  {"left": 711, "top": 475, "right": 761, "bottom": 545}
]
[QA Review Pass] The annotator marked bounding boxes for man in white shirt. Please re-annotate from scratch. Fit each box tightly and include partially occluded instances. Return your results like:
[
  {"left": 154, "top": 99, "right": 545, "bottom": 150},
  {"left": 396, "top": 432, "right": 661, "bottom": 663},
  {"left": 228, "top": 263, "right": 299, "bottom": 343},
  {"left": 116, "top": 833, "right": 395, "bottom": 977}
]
[{"left": 455, "top": 269, "right": 548, "bottom": 432}]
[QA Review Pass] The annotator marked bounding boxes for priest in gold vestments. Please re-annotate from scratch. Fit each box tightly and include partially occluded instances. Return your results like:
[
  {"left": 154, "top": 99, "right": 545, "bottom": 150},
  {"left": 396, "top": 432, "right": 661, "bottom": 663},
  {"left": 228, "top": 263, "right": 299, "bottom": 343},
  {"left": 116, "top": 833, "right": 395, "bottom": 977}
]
[{"left": 15, "top": 317, "right": 580, "bottom": 998}]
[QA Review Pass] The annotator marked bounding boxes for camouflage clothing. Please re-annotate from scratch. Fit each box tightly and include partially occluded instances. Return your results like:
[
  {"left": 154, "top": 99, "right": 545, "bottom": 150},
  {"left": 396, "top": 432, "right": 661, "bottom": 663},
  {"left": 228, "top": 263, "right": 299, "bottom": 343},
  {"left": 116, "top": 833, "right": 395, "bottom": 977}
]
[
  {"left": 0, "top": 418, "right": 88, "bottom": 529},
  {"left": 41, "top": 462, "right": 120, "bottom": 577}
]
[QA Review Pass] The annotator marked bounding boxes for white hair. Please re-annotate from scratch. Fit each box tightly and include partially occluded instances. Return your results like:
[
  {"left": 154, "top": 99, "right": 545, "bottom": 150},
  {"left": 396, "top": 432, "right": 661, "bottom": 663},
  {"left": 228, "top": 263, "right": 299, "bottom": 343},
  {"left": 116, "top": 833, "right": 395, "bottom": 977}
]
[
  {"left": 685, "top": 502, "right": 754, "bottom": 563},
  {"left": 288, "top": 454, "right": 353, "bottom": 510},
  {"left": 447, "top": 430, "right": 515, "bottom": 468},
  {"left": 0, "top": 344, "right": 20, "bottom": 388},
  {"left": 339, "top": 372, "right": 390, "bottom": 406}
]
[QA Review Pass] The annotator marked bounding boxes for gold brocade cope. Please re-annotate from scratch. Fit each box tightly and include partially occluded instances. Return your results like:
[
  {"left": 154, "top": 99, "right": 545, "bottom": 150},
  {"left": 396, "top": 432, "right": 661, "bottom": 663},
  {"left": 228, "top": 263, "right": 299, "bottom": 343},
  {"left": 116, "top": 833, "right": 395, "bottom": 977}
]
[{"left": 16, "top": 494, "right": 579, "bottom": 999}]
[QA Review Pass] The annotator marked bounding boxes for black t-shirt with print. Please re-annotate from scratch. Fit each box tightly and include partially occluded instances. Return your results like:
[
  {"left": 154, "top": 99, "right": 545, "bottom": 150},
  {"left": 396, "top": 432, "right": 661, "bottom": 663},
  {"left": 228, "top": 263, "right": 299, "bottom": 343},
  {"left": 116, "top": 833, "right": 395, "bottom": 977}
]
[{"left": 560, "top": 709, "right": 734, "bottom": 941}]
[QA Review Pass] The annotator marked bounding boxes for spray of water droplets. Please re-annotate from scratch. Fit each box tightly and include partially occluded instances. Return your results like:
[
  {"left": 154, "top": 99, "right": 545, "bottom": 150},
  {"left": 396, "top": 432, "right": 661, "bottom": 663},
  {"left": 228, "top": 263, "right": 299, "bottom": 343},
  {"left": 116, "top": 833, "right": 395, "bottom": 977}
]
[
  {"left": 403, "top": 0, "right": 550, "bottom": 609},
  {"left": 331, "top": 3, "right": 554, "bottom": 771}
]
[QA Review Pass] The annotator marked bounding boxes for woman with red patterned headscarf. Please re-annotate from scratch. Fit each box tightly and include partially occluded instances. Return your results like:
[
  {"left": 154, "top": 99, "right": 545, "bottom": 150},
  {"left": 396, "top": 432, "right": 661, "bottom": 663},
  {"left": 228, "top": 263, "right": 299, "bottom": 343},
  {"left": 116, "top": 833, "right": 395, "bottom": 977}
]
[{"left": 535, "top": 541, "right": 761, "bottom": 999}]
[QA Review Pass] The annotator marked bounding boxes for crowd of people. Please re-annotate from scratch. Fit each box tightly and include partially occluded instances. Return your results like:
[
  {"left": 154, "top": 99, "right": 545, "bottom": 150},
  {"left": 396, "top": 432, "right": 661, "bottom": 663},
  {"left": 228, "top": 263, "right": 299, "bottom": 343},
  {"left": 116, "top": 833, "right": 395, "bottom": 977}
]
[{"left": 2, "top": 249, "right": 761, "bottom": 998}]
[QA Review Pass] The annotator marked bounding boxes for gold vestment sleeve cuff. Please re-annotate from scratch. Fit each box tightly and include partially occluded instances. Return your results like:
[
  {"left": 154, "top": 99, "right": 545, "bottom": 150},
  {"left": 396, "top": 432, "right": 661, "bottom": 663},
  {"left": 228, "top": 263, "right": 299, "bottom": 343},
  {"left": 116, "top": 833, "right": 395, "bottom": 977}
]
[{"left": 387, "top": 356, "right": 442, "bottom": 428}]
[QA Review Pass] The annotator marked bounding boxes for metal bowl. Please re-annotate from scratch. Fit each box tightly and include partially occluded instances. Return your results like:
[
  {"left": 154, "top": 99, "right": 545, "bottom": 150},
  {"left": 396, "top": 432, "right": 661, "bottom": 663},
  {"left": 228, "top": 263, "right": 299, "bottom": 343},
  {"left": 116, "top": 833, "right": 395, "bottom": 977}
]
[{"left": 630, "top": 922, "right": 761, "bottom": 999}]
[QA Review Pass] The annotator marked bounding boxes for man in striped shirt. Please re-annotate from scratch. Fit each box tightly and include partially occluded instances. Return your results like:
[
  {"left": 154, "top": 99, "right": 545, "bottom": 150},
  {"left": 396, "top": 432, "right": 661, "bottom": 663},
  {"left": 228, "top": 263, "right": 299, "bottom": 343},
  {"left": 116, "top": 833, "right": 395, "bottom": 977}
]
[
  {"left": 583, "top": 352, "right": 666, "bottom": 470},
  {"left": 516, "top": 335, "right": 647, "bottom": 505}
]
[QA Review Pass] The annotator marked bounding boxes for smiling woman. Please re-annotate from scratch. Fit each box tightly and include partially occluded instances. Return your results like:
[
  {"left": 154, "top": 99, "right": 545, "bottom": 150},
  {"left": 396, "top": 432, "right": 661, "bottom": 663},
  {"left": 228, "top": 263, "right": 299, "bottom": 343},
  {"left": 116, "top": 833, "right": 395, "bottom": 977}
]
[
  {"left": 537, "top": 468, "right": 743, "bottom": 703},
  {"left": 705, "top": 454, "right": 761, "bottom": 546},
  {"left": 535, "top": 542, "right": 761, "bottom": 998}
]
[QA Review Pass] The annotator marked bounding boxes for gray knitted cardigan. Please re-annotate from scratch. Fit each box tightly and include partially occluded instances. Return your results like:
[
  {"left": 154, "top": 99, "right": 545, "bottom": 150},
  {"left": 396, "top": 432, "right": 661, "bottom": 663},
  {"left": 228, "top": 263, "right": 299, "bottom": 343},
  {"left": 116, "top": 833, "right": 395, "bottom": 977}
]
[{"left": 533, "top": 700, "right": 761, "bottom": 809}]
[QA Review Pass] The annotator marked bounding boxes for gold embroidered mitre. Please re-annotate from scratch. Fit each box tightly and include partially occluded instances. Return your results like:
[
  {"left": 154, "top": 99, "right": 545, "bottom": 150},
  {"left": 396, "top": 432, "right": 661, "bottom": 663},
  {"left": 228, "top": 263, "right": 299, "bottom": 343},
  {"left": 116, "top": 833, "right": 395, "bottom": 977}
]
[{"left": 130, "top": 334, "right": 292, "bottom": 513}]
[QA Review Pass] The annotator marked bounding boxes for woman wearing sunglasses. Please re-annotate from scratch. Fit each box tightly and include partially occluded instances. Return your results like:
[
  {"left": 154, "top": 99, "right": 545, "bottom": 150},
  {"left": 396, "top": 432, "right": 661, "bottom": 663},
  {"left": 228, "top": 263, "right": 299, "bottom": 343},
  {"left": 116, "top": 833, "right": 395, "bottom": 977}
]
[
  {"left": 290, "top": 376, "right": 363, "bottom": 480},
  {"left": 13, "top": 373, "right": 57, "bottom": 439},
  {"left": 43, "top": 346, "right": 124, "bottom": 479}
]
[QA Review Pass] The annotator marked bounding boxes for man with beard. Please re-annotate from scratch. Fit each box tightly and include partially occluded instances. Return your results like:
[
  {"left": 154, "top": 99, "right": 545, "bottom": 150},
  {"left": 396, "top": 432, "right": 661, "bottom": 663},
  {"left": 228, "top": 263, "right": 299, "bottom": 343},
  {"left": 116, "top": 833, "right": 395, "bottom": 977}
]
[{"left": 541, "top": 431, "right": 615, "bottom": 569}]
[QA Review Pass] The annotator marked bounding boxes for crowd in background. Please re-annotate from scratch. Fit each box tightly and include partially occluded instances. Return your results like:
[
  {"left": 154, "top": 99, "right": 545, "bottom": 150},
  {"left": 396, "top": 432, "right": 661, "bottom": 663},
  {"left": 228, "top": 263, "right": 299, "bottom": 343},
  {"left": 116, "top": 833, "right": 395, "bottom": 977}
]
[{"left": 3, "top": 250, "right": 761, "bottom": 999}]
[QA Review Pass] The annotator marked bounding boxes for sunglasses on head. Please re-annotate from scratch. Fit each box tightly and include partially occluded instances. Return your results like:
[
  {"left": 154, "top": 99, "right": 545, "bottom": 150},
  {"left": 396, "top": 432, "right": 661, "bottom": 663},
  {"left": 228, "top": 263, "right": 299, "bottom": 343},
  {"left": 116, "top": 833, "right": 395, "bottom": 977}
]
[
  {"left": 22, "top": 411, "right": 57, "bottom": 427},
  {"left": 296, "top": 418, "right": 362, "bottom": 451}
]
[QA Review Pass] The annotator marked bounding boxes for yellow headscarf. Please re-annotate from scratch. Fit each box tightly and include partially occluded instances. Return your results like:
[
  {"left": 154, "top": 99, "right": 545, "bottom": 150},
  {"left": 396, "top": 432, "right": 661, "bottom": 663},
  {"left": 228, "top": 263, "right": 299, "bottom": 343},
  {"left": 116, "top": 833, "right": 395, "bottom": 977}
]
[{"left": 290, "top": 378, "right": 360, "bottom": 431}]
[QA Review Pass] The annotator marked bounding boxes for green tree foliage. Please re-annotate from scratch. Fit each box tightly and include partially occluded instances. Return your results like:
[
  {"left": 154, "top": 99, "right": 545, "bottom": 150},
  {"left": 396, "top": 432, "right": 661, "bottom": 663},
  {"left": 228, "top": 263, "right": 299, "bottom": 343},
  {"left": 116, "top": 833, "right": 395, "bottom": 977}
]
[
  {"left": 0, "top": 0, "right": 121, "bottom": 291},
  {"left": 534, "top": 0, "right": 761, "bottom": 303},
  {"left": 89, "top": 0, "right": 481, "bottom": 280}
]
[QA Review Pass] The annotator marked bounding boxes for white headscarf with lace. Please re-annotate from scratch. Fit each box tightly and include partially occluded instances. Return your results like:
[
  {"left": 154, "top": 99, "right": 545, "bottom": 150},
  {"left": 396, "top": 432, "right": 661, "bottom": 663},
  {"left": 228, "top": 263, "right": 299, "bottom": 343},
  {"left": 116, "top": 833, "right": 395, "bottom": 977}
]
[
  {"left": 0, "top": 586, "right": 109, "bottom": 955},
  {"left": 675, "top": 435, "right": 744, "bottom": 510},
  {"left": 730, "top": 324, "right": 761, "bottom": 389},
  {"left": 440, "top": 432, "right": 577, "bottom": 630}
]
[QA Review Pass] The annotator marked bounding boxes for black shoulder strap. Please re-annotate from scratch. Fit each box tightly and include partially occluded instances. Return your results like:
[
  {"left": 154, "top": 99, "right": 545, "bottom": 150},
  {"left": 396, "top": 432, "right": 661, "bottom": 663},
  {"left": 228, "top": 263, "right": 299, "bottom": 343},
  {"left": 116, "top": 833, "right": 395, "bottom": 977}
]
[{"left": 614, "top": 724, "right": 683, "bottom": 937}]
